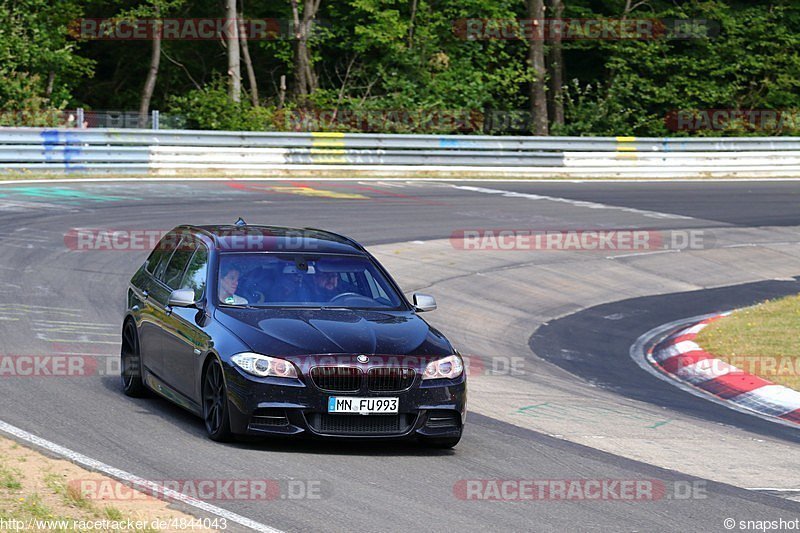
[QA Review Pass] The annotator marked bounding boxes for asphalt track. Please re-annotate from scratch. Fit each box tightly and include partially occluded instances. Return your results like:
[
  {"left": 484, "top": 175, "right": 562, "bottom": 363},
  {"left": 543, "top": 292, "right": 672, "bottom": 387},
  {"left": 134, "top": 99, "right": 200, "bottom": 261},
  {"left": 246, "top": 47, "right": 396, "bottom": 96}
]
[{"left": 1, "top": 179, "right": 799, "bottom": 532}]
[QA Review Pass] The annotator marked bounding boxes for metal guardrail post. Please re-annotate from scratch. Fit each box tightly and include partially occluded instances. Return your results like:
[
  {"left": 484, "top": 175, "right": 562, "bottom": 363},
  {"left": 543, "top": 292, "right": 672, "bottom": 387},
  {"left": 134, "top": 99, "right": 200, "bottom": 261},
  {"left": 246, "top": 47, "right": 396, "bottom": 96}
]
[
  {"left": 76, "top": 108, "right": 85, "bottom": 128},
  {"left": 152, "top": 110, "right": 160, "bottom": 130}
]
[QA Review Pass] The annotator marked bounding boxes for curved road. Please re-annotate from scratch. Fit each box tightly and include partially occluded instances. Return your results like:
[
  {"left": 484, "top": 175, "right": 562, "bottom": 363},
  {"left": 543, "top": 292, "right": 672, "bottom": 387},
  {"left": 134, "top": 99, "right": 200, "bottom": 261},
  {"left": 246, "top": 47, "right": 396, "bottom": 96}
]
[{"left": 1, "top": 179, "right": 799, "bottom": 531}]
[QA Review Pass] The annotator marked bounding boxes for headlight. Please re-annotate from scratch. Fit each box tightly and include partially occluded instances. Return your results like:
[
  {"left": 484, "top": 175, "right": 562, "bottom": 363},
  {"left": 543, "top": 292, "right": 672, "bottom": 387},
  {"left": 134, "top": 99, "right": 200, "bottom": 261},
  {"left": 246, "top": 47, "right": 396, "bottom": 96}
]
[
  {"left": 231, "top": 353, "right": 298, "bottom": 378},
  {"left": 422, "top": 354, "right": 464, "bottom": 380}
]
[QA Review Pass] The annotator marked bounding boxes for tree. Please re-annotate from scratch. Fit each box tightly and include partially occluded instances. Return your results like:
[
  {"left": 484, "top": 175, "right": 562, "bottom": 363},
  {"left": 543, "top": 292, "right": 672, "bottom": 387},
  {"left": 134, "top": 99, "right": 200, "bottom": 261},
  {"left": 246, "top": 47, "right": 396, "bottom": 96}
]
[
  {"left": 528, "top": 0, "right": 548, "bottom": 135},
  {"left": 238, "top": 0, "right": 259, "bottom": 107},
  {"left": 0, "top": 0, "right": 94, "bottom": 123},
  {"left": 547, "top": 0, "right": 564, "bottom": 128},
  {"left": 226, "top": 0, "right": 241, "bottom": 102},
  {"left": 290, "top": 0, "right": 321, "bottom": 99},
  {"left": 138, "top": 6, "right": 162, "bottom": 127}
]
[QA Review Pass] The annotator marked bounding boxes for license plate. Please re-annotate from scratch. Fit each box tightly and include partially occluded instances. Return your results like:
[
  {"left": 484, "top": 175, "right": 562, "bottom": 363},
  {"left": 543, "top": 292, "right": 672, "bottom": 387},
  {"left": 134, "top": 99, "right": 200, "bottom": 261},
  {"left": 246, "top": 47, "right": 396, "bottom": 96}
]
[{"left": 328, "top": 397, "right": 398, "bottom": 414}]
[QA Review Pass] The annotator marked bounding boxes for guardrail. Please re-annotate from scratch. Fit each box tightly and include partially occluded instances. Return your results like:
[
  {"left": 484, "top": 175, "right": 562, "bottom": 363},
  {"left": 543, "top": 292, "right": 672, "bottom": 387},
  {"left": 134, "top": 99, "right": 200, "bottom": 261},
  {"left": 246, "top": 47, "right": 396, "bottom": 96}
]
[{"left": 2, "top": 127, "right": 800, "bottom": 178}]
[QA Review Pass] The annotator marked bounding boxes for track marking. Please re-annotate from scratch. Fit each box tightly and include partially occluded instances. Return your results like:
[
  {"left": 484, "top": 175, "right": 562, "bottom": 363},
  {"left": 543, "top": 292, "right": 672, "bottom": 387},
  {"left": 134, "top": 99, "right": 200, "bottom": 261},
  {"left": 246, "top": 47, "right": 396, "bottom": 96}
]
[
  {"left": 4, "top": 177, "right": 800, "bottom": 186},
  {"left": 630, "top": 314, "right": 800, "bottom": 430},
  {"left": 452, "top": 185, "right": 694, "bottom": 220},
  {"left": 607, "top": 249, "right": 680, "bottom": 260},
  {"left": 0, "top": 419, "right": 283, "bottom": 533}
]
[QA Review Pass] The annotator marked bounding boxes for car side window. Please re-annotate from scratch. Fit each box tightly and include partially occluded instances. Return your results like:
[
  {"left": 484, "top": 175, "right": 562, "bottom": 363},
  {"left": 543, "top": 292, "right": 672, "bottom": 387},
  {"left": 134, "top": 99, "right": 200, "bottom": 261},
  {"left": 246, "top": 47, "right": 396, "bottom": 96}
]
[
  {"left": 179, "top": 244, "right": 209, "bottom": 300},
  {"left": 146, "top": 232, "right": 180, "bottom": 277},
  {"left": 162, "top": 238, "right": 197, "bottom": 290}
]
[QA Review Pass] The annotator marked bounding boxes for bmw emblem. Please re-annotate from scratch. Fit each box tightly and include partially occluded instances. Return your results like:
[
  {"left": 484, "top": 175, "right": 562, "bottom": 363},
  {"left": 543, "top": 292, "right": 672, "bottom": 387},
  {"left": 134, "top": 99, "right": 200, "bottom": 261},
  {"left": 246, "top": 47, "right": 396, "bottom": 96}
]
[{"left": 357, "top": 355, "right": 369, "bottom": 364}]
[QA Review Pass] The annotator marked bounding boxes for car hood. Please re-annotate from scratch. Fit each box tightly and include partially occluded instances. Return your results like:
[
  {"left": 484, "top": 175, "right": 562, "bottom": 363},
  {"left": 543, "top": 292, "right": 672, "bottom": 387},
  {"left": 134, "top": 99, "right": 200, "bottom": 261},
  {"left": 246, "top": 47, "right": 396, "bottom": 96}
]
[{"left": 214, "top": 307, "right": 453, "bottom": 357}]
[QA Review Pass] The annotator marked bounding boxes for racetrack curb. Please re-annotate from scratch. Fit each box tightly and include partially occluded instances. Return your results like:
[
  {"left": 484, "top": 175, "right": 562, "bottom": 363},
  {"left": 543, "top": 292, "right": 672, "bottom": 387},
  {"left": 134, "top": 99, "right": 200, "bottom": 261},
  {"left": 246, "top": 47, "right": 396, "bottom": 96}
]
[{"left": 648, "top": 314, "right": 800, "bottom": 427}]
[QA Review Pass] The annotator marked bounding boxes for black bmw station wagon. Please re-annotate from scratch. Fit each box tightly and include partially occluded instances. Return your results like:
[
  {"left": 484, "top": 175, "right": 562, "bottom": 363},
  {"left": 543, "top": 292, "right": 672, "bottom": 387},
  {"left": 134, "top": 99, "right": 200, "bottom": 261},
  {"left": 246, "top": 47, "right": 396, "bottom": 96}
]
[{"left": 122, "top": 221, "right": 466, "bottom": 447}]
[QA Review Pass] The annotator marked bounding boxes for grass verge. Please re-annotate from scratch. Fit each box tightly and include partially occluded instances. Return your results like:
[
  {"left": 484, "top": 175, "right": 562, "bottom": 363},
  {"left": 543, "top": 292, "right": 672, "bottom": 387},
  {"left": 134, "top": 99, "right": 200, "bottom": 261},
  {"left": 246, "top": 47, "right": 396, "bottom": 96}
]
[
  {"left": 694, "top": 294, "right": 800, "bottom": 390},
  {"left": 0, "top": 435, "right": 215, "bottom": 531}
]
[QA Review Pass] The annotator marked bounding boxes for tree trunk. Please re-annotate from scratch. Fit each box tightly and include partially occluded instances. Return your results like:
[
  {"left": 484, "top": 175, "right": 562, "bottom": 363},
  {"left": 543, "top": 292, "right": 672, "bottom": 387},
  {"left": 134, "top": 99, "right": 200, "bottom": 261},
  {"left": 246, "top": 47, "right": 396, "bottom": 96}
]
[
  {"left": 528, "top": 0, "right": 548, "bottom": 135},
  {"left": 291, "top": 0, "right": 320, "bottom": 100},
  {"left": 547, "top": 0, "right": 564, "bottom": 128},
  {"left": 226, "top": 0, "right": 241, "bottom": 102},
  {"left": 238, "top": 5, "right": 259, "bottom": 107},
  {"left": 408, "top": 0, "right": 418, "bottom": 48},
  {"left": 138, "top": 15, "right": 161, "bottom": 128}
]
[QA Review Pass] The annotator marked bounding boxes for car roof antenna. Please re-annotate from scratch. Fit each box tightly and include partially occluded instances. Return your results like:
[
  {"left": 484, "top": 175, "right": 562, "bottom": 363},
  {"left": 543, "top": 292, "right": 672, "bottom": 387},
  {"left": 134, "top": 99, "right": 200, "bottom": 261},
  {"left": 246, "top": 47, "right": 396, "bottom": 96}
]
[{"left": 235, "top": 217, "right": 247, "bottom": 227}]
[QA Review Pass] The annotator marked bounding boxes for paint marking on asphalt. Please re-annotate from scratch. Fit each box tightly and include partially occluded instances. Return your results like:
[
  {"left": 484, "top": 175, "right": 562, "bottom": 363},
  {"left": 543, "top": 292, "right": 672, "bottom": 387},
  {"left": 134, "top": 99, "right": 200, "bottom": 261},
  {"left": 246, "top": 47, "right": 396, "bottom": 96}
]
[
  {"left": 452, "top": 185, "right": 694, "bottom": 220},
  {"left": 629, "top": 314, "right": 800, "bottom": 431},
  {"left": 0, "top": 419, "right": 284, "bottom": 533},
  {"left": 607, "top": 249, "right": 680, "bottom": 260},
  {"left": 4, "top": 177, "right": 800, "bottom": 186}
]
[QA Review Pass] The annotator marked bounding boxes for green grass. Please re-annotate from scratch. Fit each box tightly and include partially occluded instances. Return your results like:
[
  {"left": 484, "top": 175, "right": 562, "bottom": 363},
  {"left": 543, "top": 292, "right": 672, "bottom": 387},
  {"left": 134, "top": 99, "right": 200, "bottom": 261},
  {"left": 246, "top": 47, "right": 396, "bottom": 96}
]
[
  {"left": 695, "top": 294, "right": 800, "bottom": 390},
  {"left": 21, "top": 494, "right": 54, "bottom": 520},
  {"left": 0, "top": 464, "right": 22, "bottom": 490},
  {"left": 44, "top": 472, "right": 96, "bottom": 512},
  {"left": 103, "top": 506, "right": 123, "bottom": 520}
]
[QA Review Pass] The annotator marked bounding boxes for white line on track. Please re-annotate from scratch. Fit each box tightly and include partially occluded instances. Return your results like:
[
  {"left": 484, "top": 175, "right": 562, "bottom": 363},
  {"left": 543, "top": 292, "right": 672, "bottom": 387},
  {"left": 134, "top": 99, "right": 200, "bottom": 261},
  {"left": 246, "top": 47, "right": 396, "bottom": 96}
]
[
  {"left": 607, "top": 249, "right": 680, "bottom": 260},
  {"left": 451, "top": 184, "right": 694, "bottom": 220},
  {"left": 0, "top": 419, "right": 283, "bottom": 533}
]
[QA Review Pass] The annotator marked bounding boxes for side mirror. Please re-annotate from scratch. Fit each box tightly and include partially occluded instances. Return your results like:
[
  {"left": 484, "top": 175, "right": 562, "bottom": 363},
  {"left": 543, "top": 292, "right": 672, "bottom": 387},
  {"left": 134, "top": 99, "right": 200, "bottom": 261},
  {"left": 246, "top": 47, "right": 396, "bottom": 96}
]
[
  {"left": 168, "top": 288, "right": 196, "bottom": 308},
  {"left": 413, "top": 293, "right": 437, "bottom": 312}
]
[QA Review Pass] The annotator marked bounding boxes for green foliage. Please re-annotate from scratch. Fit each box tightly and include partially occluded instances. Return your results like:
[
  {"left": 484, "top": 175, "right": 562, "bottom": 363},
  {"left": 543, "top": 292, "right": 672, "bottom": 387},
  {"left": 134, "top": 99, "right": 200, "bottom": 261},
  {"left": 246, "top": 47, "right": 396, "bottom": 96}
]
[
  {"left": 167, "top": 77, "right": 275, "bottom": 131},
  {"left": 3, "top": 0, "right": 800, "bottom": 135},
  {"left": 557, "top": 0, "right": 800, "bottom": 136},
  {"left": 0, "top": 0, "right": 94, "bottom": 110}
]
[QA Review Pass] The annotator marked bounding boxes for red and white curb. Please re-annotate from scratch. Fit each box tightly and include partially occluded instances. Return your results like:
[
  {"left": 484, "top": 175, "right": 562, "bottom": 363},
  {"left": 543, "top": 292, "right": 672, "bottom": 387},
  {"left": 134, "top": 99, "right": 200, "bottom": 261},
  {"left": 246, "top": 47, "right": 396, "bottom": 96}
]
[{"left": 631, "top": 313, "right": 800, "bottom": 428}]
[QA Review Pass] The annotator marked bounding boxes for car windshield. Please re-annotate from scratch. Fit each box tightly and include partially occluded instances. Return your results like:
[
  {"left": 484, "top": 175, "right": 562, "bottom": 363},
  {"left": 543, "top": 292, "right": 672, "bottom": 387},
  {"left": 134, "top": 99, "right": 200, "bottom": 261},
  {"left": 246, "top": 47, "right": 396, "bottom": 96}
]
[{"left": 217, "top": 253, "right": 405, "bottom": 309}]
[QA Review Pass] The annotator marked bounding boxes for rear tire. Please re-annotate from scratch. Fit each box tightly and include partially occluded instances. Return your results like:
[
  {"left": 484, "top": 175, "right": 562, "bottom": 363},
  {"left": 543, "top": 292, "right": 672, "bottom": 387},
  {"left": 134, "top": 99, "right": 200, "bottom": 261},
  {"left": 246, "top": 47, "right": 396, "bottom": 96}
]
[
  {"left": 121, "top": 321, "right": 147, "bottom": 397},
  {"left": 202, "top": 359, "right": 234, "bottom": 442}
]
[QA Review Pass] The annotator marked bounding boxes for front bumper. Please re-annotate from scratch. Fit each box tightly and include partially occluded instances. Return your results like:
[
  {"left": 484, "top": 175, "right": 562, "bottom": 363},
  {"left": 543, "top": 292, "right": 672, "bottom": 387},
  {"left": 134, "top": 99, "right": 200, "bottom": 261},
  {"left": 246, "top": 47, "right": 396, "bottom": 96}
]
[{"left": 223, "top": 364, "right": 466, "bottom": 439}]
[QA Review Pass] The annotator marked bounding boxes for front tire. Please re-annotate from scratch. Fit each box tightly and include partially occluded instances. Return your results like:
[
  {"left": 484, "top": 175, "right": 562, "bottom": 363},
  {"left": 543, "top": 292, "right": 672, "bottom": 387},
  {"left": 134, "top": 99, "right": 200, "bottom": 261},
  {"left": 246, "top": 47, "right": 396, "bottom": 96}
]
[
  {"left": 121, "top": 321, "right": 147, "bottom": 397},
  {"left": 202, "top": 359, "right": 233, "bottom": 442}
]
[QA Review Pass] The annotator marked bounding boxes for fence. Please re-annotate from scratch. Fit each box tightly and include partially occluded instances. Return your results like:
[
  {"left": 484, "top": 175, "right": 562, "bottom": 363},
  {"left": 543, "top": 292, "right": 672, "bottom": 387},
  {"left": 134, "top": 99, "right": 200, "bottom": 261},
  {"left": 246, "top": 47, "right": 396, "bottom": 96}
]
[{"left": 1, "top": 127, "right": 800, "bottom": 178}]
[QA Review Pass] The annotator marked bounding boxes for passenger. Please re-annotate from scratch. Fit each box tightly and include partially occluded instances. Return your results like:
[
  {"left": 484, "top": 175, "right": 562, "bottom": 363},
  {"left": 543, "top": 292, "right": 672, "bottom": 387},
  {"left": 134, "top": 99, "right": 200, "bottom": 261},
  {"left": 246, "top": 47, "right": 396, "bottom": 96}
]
[{"left": 219, "top": 264, "right": 249, "bottom": 305}]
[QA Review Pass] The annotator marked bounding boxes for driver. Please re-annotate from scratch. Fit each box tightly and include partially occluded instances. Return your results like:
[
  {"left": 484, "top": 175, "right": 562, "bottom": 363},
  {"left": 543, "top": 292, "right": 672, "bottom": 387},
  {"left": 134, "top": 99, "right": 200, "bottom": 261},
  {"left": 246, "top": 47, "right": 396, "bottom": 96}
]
[
  {"left": 313, "top": 271, "right": 341, "bottom": 301},
  {"left": 219, "top": 264, "right": 249, "bottom": 305}
]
